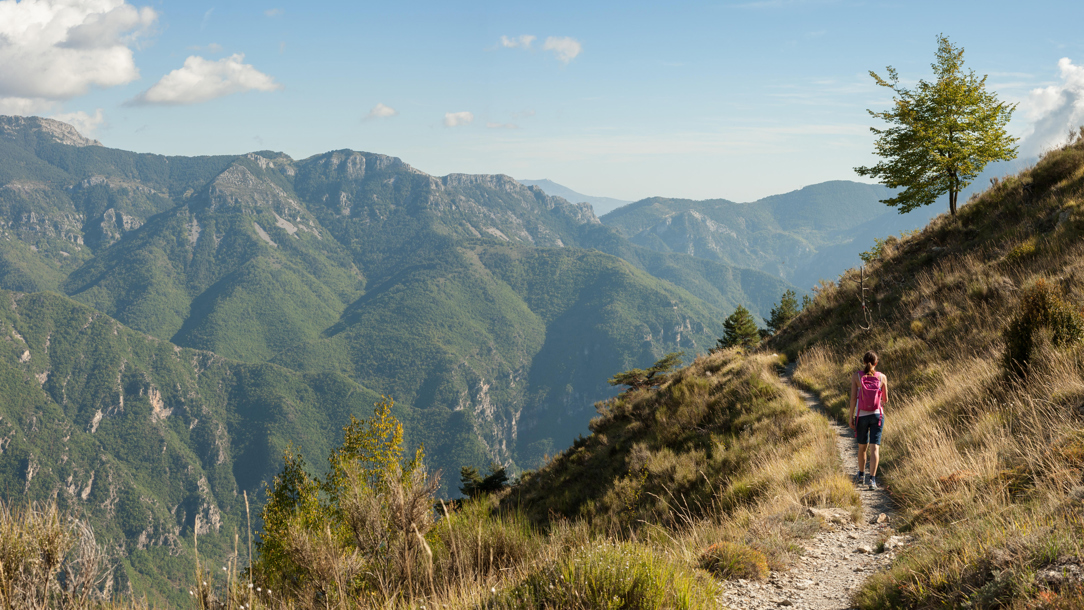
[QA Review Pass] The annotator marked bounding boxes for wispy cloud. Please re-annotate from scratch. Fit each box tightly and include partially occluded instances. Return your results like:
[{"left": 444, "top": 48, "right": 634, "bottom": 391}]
[
  {"left": 444, "top": 111, "right": 474, "bottom": 127},
  {"left": 729, "top": 0, "right": 840, "bottom": 8},
  {"left": 201, "top": 8, "right": 214, "bottom": 30},
  {"left": 50, "top": 108, "right": 105, "bottom": 135},
  {"left": 0, "top": 98, "right": 54, "bottom": 115},
  {"left": 499, "top": 35, "right": 536, "bottom": 49},
  {"left": 265, "top": 8, "right": 283, "bottom": 17},
  {"left": 188, "top": 42, "right": 223, "bottom": 53},
  {"left": 543, "top": 36, "right": 582, "bottom": 63},
  {"left": 129, "top": 53, "right": 282, "bottom": 105},
  {"left": 365, "top": 103, "right": 398, "bottom": 120}
]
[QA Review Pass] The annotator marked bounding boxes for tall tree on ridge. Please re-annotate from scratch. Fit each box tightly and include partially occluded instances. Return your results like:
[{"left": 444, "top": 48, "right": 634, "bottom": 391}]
[{"left": 856, "top": 35, "right": 1018, "bottom": 217}]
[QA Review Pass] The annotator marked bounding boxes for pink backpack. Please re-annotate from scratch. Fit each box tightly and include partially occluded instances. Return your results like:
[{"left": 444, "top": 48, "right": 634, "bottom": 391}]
[{"left": 857, "top": 373, "right": 883, "bottom": 414}]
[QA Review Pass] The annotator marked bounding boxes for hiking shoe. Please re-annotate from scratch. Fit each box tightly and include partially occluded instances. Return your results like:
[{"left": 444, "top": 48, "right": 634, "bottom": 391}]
[
  {"left": 854, "top": 472, "right": 864, "bottom": 484},
  {"left": 869, "top": 477, "right": 878, "bottom": 491},
  {"left": 863, "top": 473, "right": 871, "bottom": 487}
]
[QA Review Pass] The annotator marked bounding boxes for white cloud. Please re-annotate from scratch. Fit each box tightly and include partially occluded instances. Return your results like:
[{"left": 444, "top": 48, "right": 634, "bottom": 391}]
[
  {"left": 365, "top": 103, "right": 397, "bottom": 120},
  {"left": 444, "top": 111, "right": 474, "bottom": 127},
  {"left": 265, "top": 8, "right": 282, "bottom": 17},
  {"left": 1021, "top": 57, "right": 1084, "bottom": 154},
  {"left": 0, "top": 97, "right": 55, "bottom": 115},
  {"left": 486, "top": 122, "right": 519, "bottom": 129},
  {"left": 543, "top": 36, "right": 582, "bottom": 64},
  {"left": 0, "top": 0, "right": 156, "bottom": 108},
  {"left": 130, "top": 53, "right": 282, "bottom": 105},
  {"left": 499, "top": 35, "right": 535, "bottom": 49},
  {"left": 50, "top": 108, "right": 105, "bottom": 134}
]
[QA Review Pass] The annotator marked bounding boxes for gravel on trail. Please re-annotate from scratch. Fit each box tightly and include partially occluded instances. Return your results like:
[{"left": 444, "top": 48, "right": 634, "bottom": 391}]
[{"left": 718, "top": 368, "right": 907, "bottom": 610}]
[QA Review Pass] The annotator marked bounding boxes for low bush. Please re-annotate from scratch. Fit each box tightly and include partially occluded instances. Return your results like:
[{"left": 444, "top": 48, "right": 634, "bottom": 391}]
[
  {"left": 0, "top": 500, "right": 111, "bottom": 609},
  {"left": 1003, "top": 279, "right": 1084, "bottom": 375},
  {"left": 488, "top": 541, "right": 719, "bottom": 609},
  {"left": 698, "top": 541, "right": 769, "bottom": 580}
]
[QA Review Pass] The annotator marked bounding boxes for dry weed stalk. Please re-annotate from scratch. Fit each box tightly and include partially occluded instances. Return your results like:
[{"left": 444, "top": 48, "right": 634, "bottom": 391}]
[{"left": 0, "top": 500, "right": 111, "bottom": 610}]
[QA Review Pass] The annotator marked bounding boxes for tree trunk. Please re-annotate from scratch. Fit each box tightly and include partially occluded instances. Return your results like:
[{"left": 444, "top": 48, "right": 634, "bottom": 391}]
[{"left": 949, "top": 188, "right": 958, "bottom": 216}]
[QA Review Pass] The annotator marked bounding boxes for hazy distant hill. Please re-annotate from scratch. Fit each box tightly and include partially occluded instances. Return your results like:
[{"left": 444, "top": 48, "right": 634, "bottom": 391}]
[
  {"left": 518, "top": 178, "right": 632, "bottom": 216},
  {"left": 600, "top": 181, "right": 942, "bottom": 289}
]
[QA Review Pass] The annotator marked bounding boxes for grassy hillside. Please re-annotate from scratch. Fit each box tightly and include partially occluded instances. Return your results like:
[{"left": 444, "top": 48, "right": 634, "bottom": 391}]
[
  {"left": 155, "top": 350, "right": 855, "bottom": 609},
  {"left": 769, "top": 134, "right": 1084, "bottom": 607}
]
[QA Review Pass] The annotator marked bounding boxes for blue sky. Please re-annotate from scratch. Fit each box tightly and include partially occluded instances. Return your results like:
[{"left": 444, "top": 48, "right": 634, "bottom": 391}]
[{"left": 2, "top": 0, "right": 1083, "bottom": 202}]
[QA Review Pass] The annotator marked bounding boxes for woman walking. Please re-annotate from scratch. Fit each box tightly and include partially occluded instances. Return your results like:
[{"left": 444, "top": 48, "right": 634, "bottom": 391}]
[{"left": 849, "top": 351, "right": 888, "bottom": 490}]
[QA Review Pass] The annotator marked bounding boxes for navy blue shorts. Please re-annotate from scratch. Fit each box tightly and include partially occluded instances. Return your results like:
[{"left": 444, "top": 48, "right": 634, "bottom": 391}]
[{"left": 856, "top": 414, "right": 883, "bottom": 445}]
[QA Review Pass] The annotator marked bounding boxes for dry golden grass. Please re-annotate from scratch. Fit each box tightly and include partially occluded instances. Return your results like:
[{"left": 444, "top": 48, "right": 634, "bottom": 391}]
[{"left": 775, "top": 134, "right": 1084, "bottom": 607}]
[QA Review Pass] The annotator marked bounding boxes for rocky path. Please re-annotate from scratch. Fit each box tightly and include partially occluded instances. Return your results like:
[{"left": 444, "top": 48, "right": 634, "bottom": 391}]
[{"left": 719, "top": 369, "right": 906, "bottom": 609}]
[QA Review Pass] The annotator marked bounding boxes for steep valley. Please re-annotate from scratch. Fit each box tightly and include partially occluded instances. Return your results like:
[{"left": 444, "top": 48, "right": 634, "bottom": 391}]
[{"left": 0, "top": 115, "right": 798, "bottom": 600}]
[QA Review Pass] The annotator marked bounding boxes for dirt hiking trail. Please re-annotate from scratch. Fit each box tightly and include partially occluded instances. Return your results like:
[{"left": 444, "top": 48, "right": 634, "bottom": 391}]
[{"left": 718, "top": 366, "right": 908, "bottom": 609}]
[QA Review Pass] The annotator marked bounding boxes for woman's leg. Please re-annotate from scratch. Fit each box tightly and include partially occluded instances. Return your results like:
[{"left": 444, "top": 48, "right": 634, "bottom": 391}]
[
  {"left": 857, "top": 443, "right": 868, "bottom": 474},
  {"left": 869, "top": 444, "right": 880, "bottom": 477}
]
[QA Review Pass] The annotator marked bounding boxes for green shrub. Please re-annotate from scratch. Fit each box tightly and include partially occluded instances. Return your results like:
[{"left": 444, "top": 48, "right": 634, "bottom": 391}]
[
  {"left": 1003, "top": 280, "right": 1084, "bottom": 375},
  {"left": 1006, "top": 236, "right": 1038, "bottom": 263},
  {"left": 430, "top": 498, "right": 542, "bottom": 587},
  {"left": 698, "top": 541, "right": 769, "bottom": 580},
  {"left": 490, "top": 541, "right": 718, "bottom": 609}
]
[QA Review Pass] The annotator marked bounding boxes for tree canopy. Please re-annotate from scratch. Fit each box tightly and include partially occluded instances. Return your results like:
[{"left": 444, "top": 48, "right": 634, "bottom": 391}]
[
  {"left": 608, "top": 352, "right": 685, "bottom": 391},
  {"left": 766, "top": 289, "right": 801, "bottom": 335},
  {"left": 855, "top": 35, "right": 1017, "bottom": 217},
  {"left": 459, "top": 463, "right": 511, "bottom": 498},
  {"left": 717, "top": 305, "right": 760, "bottom": 350}
]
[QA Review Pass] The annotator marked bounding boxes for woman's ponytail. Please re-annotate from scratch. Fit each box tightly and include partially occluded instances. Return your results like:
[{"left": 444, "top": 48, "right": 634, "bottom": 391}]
[{"left": 863, "top": 351, "right": 878, "bottom": 375}]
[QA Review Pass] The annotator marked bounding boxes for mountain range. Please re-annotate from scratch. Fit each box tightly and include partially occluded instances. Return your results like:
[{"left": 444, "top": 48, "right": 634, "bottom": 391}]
[{"left": 0, "top": 115, "right": 804, "bottom": 600}]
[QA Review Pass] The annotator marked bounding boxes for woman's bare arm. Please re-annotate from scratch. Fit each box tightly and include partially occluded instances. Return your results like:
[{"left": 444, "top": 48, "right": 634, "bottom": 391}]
[{"left": 848, "top": 372, "right": 858, "bottom": 428}]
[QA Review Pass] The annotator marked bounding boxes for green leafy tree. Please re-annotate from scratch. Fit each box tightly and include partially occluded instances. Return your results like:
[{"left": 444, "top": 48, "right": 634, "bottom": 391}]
[
  {"left": 251, "top": 445, "right": 325, "bottom": 591},
  {"left": 855, "top": 35, "right": 1017, "bottom": 217},
  {"left": 608, "top": 352, "right": 685, "bottom": 391},
  {"left": 767, "top": 289, "right": 800, "bottom": 334},
  {"left": 253, "top": 396, "right": 438, "bottom": 601},
  {"left": 716, "top": 305, "right": 760, "bottom": 350}
]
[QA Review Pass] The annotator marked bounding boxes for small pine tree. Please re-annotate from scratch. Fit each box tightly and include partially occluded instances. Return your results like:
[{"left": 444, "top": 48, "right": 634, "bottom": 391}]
[
  {"left": 460, "top": 463, "right": 510, "bottom": 498},
  {"left": 459, "top": 466, "right": 483, "bottom": 498},
  {"left": 608, "top": 352, "right": 685, "bottom": 391},
  {"left": 718, "top": 305, "right": 760, "bottom": 349},
  {"left": 767, "top": 289, "right": 800, "bottom": 334}
]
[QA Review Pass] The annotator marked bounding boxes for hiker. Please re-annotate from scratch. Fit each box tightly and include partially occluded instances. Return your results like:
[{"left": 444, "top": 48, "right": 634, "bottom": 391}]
[{"left": 849, "top": 351, "right": 888, "bottom": 490}]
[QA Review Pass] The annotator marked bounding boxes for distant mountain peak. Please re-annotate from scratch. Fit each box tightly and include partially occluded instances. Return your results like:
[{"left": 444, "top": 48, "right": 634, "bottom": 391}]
[
  {"left": 0, "top": 115, "right": 102, "bottom": 147},
  {"left": 517, "top": 179, "right": 632, "bottom": 216}
]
